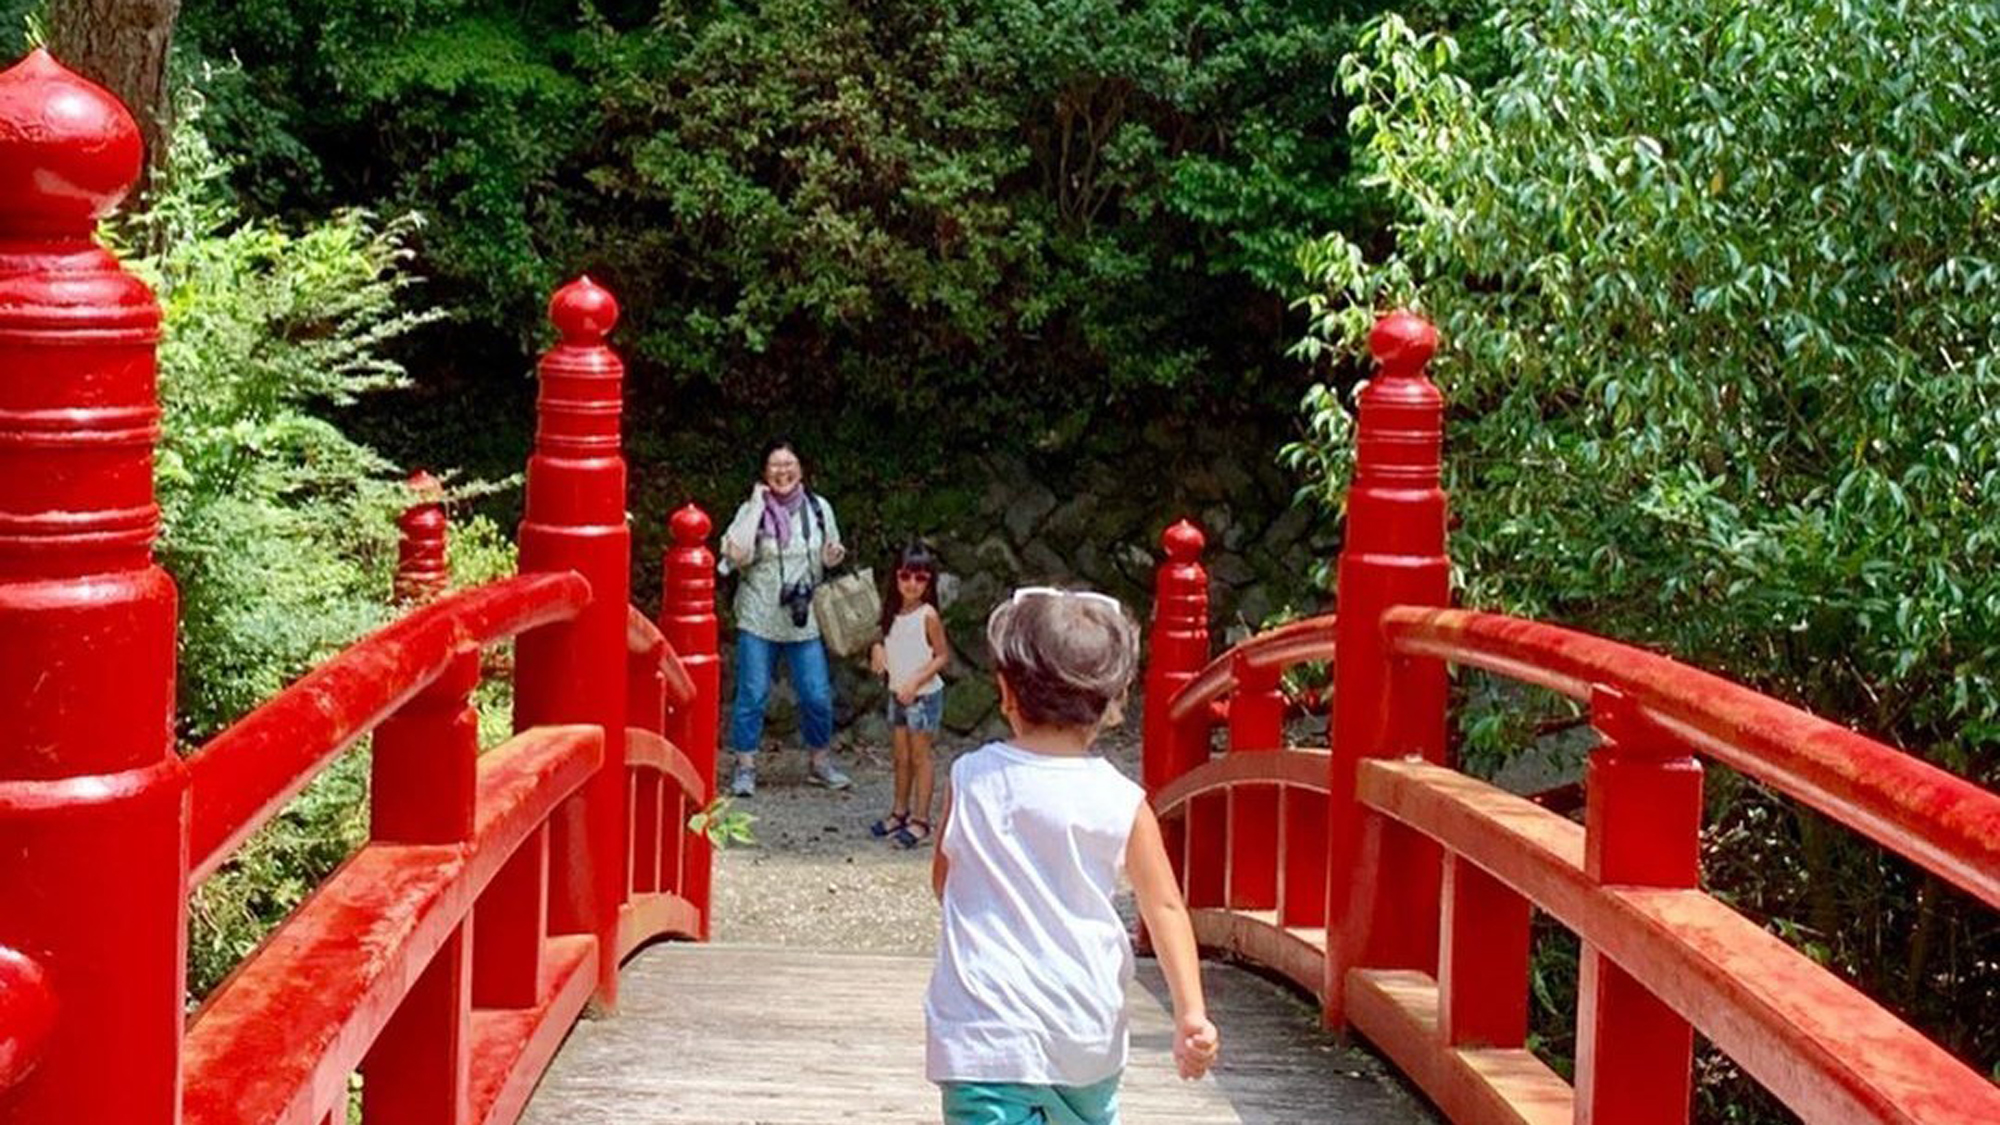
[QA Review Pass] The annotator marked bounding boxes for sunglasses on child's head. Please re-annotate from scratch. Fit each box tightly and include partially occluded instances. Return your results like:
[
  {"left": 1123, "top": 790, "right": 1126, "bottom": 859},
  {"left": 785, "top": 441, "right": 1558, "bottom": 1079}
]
[
  {"left": 896, "top": 568, "right": 933, "bottom": 582},
  {"left": 1009, "top": 585, "right": 1122, "bottom": 612}
]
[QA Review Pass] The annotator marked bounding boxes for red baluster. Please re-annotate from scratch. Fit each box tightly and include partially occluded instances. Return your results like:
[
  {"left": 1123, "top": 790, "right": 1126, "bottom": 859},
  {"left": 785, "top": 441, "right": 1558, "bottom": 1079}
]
[
  {"left": 512, "top": 276, "right": 632, "bottom": 1008},
  {"left": 1439, "top": 855, "right": 1530, "bottom": 1048},
  {"left": 1227, "top": 651, "right": 1282, "bottom": 911},
  {"left": 1143, "top": 520, "right": 1210, "bottom": 795},
  {"left": 1576, "top": 685, "right": 1698, "bottom": 1124},
  {"left": 394, "top": 469, "right": 449, "bottom": 605},
  {"left": 1144, "top": 520, "right": 1213, "bottom": 911},
  {"left": 0, "top": 49, "right": 185, "bottom": 1122},
  {"left": 1326, "top": 311, "right": 1449, "bottom": 1024},
  {"left": 363, "top": 649, "right": 479, "bottom": 1123},
  {"left": 661, "top": 504, "right": 718, "bottom": 936}
]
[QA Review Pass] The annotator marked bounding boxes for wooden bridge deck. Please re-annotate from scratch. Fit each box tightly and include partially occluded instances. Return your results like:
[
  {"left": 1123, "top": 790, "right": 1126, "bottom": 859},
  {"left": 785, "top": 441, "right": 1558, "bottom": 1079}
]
[{"left": 520, "top": 944, "right": 1439, "bottom": 1123}]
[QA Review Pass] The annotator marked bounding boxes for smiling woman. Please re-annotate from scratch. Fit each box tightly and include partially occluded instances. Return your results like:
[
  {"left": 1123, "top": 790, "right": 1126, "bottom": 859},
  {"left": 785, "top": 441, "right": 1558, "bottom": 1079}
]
[{"left": 719, "top": 439, "right": 851, "bottom": 797}]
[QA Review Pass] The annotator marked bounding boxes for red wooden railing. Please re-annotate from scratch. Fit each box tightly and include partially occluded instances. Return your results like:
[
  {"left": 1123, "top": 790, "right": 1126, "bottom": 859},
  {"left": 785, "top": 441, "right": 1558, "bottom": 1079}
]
[
  {"left": 1141, "top": 314, "right": 2000, "bottom": 1124},
  {"left": 0, "top": 52, "right": 718, "bottom": 1125}
]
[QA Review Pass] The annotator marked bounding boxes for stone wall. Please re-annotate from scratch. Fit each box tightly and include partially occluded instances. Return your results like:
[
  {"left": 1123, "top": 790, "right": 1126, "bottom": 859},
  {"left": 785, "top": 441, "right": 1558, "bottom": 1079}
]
[{"left": 808, "top": 412, "right": 1340, "bottom": 746}]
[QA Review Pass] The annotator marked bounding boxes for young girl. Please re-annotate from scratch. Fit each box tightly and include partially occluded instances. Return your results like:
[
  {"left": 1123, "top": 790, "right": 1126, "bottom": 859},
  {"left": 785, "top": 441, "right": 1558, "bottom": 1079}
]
[
  {"left": 868, "top": 543, "right": 951, "bottom": 848},
  {"left": 926, "top": 587, "right": 1220, "bottom": 1124}
]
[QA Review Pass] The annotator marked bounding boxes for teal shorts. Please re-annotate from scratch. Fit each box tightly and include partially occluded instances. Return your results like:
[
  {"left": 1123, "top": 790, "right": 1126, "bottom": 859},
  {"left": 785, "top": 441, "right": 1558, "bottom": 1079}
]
[{"left": 939, "top": 1074, "right": 1121, "bottom": 1125}]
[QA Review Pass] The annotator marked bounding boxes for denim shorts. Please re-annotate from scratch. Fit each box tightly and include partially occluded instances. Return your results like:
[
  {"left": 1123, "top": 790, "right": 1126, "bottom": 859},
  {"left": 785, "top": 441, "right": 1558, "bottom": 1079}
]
[{"left": 888, "top": 688, "right": 944, "bottom": 733}]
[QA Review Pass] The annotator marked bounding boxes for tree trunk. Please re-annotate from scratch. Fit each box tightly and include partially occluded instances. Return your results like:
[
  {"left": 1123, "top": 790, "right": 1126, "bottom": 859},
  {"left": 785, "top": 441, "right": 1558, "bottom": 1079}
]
[{"left": 46, "top": 0, "right": 181, "bottom": 178}]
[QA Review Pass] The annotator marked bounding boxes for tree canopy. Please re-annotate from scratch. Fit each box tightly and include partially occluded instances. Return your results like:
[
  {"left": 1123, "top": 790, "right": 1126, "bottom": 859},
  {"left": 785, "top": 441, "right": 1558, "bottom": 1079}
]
[{"left": 1291, "top": 0, "right": 1999, "bottom": 1091}]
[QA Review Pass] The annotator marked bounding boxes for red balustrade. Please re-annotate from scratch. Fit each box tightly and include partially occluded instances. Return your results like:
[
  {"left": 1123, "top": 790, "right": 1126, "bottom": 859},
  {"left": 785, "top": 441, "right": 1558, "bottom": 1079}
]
[
  {"left": 1142, "top": 308, "right": 2000, "bottom": 1124},
  {"left": 0, "top": 50, "right": 719, "bottom": 1123}
]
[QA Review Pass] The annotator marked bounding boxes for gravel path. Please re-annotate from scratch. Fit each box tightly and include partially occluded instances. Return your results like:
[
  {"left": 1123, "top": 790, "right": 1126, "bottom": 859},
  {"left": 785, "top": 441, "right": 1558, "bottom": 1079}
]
[{"left": 709, "top": 728, "right": 1144, "bottom": 953}]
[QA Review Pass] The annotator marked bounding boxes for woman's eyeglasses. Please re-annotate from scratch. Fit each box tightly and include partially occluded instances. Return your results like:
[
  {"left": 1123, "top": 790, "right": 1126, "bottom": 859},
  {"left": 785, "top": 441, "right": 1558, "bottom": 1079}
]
[
  {"left": 896, "top": 568, "right": 933, "bottom": 582},
  {"left": 1009, "top": 585, "right": 1122, "bottom": 612}
]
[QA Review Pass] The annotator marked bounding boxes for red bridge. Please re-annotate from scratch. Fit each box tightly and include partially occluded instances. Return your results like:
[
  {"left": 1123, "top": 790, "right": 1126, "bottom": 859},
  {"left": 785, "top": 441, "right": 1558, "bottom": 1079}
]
[{"left": 2, "top": 51, "right": 1996, "bottom": 1125}]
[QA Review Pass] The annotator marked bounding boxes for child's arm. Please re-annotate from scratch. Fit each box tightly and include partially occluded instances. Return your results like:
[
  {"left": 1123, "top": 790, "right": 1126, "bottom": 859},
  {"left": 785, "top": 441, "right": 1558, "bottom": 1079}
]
[
  {"left": 1127, "top": 802, "right": 1220, "bottom": 1080},
  {"left": 869, "top": 640, "right": 887, "bottom": 676},
  {"left": 930, "top": 788, "right": 952, "bottom": 901}
]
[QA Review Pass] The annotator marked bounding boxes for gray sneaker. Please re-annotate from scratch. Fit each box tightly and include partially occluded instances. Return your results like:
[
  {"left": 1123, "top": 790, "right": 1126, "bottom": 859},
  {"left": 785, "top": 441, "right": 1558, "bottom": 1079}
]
[
  {"left": 730, "top": 758, "right": 757, "bottom": 798},
  {"left": 806, "top": 754, "right": 852, "bottom": 790}
]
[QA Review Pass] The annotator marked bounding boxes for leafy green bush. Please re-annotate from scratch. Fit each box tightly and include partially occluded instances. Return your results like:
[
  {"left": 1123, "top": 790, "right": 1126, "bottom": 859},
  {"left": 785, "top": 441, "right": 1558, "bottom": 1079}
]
[
  {"left": 118, "top": 99, "right": 444, "bottom": 740},
  {"left": 1291, "top": 1, "right": 1999, "bottom": 1104},
  {"left": 111, "top": 99, "right": 466, "bottom": 995}
]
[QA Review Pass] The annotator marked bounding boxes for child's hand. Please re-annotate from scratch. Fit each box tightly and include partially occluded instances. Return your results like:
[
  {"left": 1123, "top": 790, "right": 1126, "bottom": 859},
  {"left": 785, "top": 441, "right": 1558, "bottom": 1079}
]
[
  {"left": 1174, "top": 1015, "right": 1219, "bottom": 1080},
  {"left": 894, "top": 682, "right": 919, "bottom": 706}
]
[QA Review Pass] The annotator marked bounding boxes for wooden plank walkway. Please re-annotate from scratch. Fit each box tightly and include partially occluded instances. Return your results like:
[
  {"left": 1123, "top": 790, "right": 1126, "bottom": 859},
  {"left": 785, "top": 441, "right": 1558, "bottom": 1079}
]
[{"left": 520, "top": 944, "right": 1440, "bottom": 1123}]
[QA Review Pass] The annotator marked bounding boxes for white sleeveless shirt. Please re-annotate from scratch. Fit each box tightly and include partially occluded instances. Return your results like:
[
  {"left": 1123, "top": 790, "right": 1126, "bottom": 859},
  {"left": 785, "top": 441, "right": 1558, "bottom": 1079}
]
[
  {"left": 884, "top": 605, "right": 944, "bottom": 697},
  {"left": 925, "top": 742, "right": 1146, "bottom": 1086}
]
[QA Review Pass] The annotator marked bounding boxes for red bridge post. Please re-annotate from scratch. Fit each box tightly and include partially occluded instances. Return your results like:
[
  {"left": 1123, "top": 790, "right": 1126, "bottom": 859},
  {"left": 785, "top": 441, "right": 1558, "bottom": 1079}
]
[
  {"left": 1576, "top": 686, "right": 1699, "bottom": 1123},
  {"left": 1143, "top": 520, "right": 1211, "bottom": 794},
  {"left": 661, "top": 504, "right": 719, "bottom": 937},
  {"left": 1144, "top": 520, "right": 1211, "bottom": 896},
  {"left": 393, "top": 470, "right": 450, "bottom": 605},
  {"left": 1325, "top": 311, "right": 1450, "bottom": 1026},
  {"left": 0, "top": 50, "right": 186, "bottom": 1122},
  {"left": 364, "top": 470, "right": 473, "bottom": 1121},
  {"left": 512, "top": 277, "right": 632, "bottom": 1008}
]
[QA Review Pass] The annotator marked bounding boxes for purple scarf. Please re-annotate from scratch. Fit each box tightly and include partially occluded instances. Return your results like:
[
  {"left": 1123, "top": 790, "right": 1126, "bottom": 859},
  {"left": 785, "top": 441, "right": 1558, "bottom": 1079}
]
[{"left": 760, "top": 485, "right": 807, "bottom": 548}]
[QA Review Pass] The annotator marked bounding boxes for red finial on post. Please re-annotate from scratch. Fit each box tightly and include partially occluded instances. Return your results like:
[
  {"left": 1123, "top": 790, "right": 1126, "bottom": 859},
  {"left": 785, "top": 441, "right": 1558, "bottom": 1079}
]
[
  {"left": 510, "top": 274, "right": 633, "bottom": 1008},
  {"left": 1325, "top": 309, "right": 1450, "bottom": 1025},
  {"left": 1143, "top": 519, "right": 1211, "bottom": 794},
  {"left": 661, "top": 503, "right": 719, "bottom": 937},
  {"left": 394, "top": 469, "right": 450, "bottom": 605},
  {"left": 0, "top": 49, "right": 184, "bottom": 1122},
  {"left": 0, "top": 50, "right": 145, "bottom": 236}
]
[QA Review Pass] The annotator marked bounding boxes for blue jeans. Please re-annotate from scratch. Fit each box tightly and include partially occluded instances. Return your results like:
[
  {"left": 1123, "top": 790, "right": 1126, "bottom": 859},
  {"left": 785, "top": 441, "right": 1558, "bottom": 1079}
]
[{"left": 729, "top": 630, "right": 835, "bottom": 752}]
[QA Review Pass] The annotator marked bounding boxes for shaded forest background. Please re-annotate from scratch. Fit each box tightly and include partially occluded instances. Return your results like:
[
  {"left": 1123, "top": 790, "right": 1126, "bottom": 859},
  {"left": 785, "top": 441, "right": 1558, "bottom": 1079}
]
[{"left": 10, "top": 1, "right": 1996, "bottom": 1119}]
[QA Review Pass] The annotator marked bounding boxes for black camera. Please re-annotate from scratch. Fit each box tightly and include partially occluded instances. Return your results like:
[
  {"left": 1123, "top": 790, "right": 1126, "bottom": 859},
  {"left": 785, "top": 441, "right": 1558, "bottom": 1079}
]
[{"left": 780, "top": 578, "right": 814, "bottom": 628}]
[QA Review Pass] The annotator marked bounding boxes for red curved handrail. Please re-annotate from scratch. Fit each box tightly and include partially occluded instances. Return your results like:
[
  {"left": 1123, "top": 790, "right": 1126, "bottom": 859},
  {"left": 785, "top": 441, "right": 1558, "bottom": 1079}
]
[
  {"left": 185, "top": 572, "right": 593, "bottom": 884},
  {"left": 1152, "top": 746, "right": 1331, "bottom": 814},
  {"left": 1165, "top": 614, "right": 1338, "bottom": 725},
  {"left": 1356, "top": 757, "right": 2000, "bottom": 1124},
  {"left": 183, "top": 724, "right": 603, "bottom": 1125},
  {"left": 1382, "top": 607, "right": 2000, "bottom": 911},
  {"left": 626, "top": 728, "right": 707, "bottom": 806},
  {"left": 627, "top": 605, "right": 697, "bottom": 709}
]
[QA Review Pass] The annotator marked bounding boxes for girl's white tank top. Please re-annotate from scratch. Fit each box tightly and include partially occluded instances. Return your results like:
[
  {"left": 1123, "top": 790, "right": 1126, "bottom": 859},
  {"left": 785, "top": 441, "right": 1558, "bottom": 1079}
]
[
  {"left": 884, "top": 606, "right": 943, "bottom": 697},
  {"left": 924, "top": 741, "right": 1145, "bottom": 1086}
]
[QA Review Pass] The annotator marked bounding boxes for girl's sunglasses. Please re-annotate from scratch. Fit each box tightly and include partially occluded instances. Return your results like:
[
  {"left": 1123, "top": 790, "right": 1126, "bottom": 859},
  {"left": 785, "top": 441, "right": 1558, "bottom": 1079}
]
[{"left": 896, "top": 568, "right": 933, "bottom": 582}]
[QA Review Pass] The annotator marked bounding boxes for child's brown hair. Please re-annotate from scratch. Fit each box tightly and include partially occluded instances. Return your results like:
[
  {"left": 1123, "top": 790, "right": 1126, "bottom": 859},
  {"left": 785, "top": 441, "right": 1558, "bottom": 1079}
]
[{"left": 985, "top": 588, "right": 1140, "bottom": 728}]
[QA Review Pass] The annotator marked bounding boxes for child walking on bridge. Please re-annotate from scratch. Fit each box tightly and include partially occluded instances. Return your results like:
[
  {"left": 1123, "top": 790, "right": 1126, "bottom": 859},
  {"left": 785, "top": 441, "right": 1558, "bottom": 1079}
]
[{"left": 926, "top": 587, "right": 1220, "bottom": 1124}]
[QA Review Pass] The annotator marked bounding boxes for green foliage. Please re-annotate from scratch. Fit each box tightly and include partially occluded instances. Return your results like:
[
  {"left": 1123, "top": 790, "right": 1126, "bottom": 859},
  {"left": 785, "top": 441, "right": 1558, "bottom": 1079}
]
[
  {"left": 174, "top": 0, "right": 1496, "bottom": 436},
  {"left": 688, "top": 796, "right": 757, "bottom": 847},
  {"left": 116, "top": 98, "right": 445, "bottom": 739},
  {"left": 112, "top": 98, "right": 479, "bottom": 999},
  {"left": 1291, "top": 0, "right": 2000, "bottom": 1099}
]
